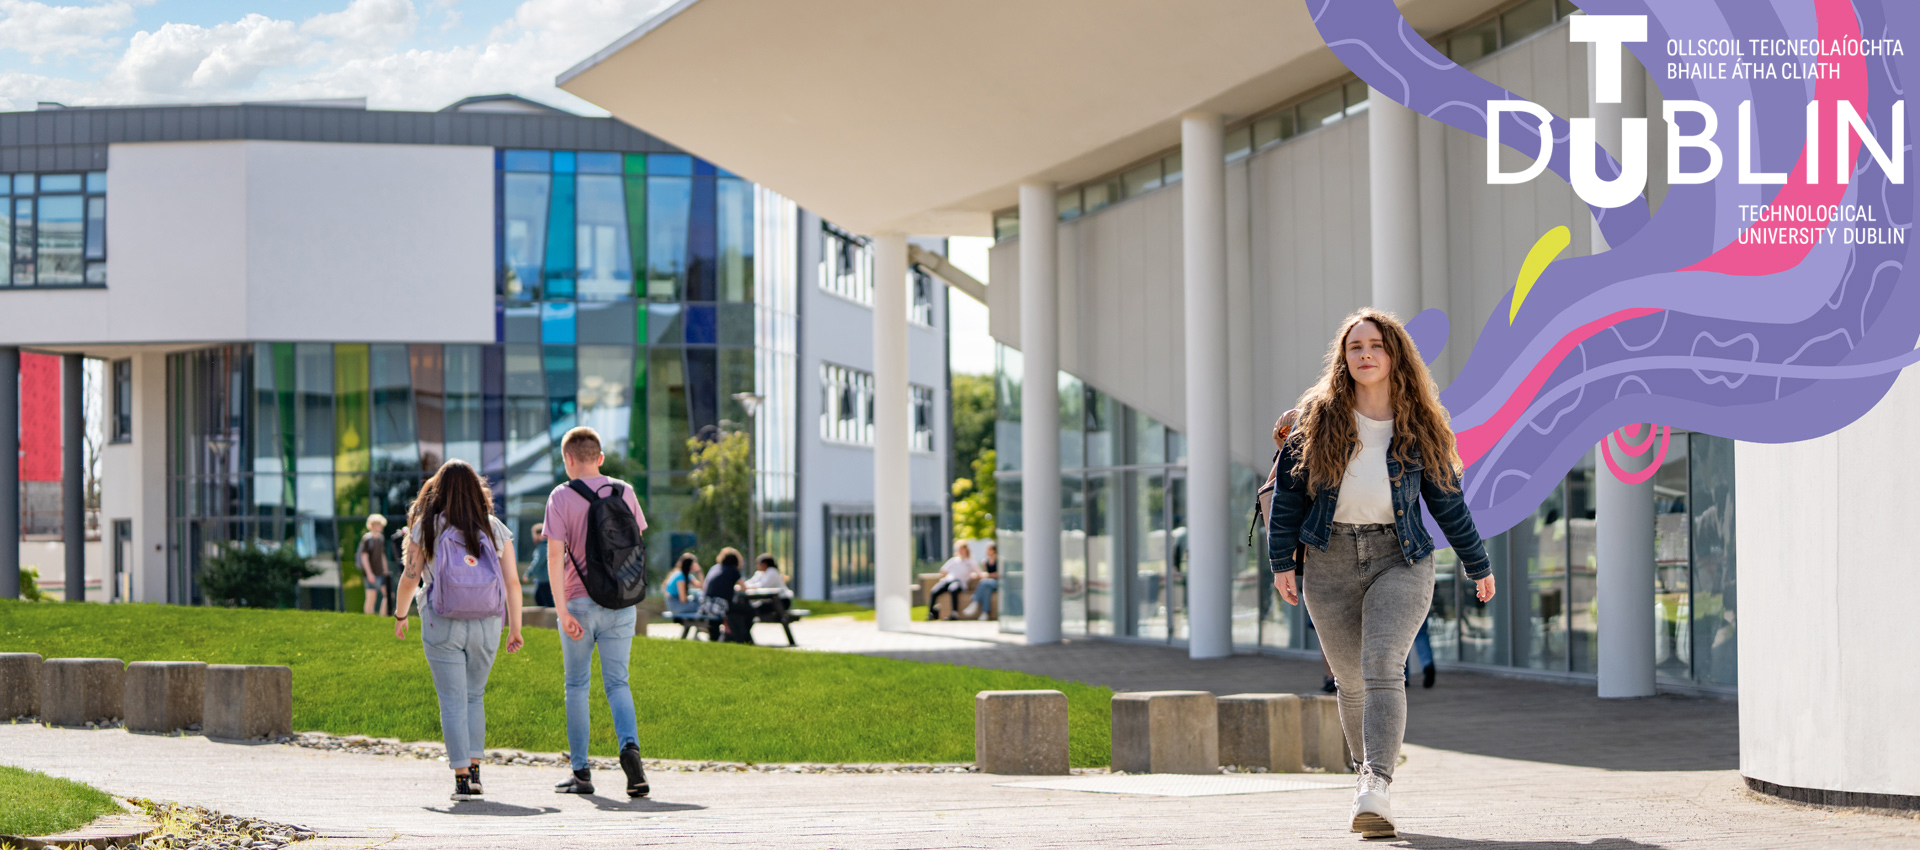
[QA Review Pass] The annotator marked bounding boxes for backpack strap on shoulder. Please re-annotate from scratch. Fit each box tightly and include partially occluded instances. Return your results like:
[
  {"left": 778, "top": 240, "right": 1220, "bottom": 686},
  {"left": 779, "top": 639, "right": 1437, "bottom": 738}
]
[{"left": 567, "top": 479, "right": 601, "bottom": 503}]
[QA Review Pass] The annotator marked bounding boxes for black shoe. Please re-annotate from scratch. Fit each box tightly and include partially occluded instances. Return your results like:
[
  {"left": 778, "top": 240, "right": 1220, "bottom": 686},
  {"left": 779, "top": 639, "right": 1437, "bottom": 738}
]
[
  {"left": 451, "top": 773, "right": 476, "bottom": 802},
  {"left": 555, "top": 768, "right": 594, "bottom": 795},
  {"left": 1422, "top": 663, "right": 1436, "bottom": 689},
  {"left": 1322, "top": 676, "right": 1338, "bottom": 694},
  {"left": 619, "top": 743, "right": 649, "bottom": 798},
  {"left": 467, "top": 763, "right": 483, "bottom": 795}
]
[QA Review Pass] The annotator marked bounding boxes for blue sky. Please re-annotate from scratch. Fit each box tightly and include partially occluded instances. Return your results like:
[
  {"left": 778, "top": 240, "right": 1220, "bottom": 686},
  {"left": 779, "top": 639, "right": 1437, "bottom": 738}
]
[{"left": 0, "top": 0, "right": 674, "bottom": 112}]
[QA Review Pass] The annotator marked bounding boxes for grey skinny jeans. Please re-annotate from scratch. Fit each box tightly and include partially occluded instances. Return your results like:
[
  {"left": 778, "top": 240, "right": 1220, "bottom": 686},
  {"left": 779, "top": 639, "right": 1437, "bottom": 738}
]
[
  {"left": 1301, "top": 522, "right": 1434, "bottom": 782},
  {"left": 421, "top": 614, "right": 502, "bottom": 769}
]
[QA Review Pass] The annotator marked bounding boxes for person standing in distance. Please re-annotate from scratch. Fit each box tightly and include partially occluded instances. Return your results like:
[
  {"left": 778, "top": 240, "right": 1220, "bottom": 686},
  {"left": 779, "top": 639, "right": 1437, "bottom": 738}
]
[
  {"left": 546, "top": 426, "right": 650, "bottom": 798},
  {"left": 1267, "top": 309, "right": 1494, "bottom": 840},
  {"left": 358, "top": 514, "right": 391, "bottom": 616},
  {"left": 523, "top": 522, "right": 553, "bottom": 608}
]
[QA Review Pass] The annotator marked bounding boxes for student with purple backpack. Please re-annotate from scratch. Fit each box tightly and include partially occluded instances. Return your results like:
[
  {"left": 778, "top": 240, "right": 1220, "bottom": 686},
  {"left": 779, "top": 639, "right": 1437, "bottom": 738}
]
[{"left": 391, "top": 459, "right": 524, "bottom": 802}]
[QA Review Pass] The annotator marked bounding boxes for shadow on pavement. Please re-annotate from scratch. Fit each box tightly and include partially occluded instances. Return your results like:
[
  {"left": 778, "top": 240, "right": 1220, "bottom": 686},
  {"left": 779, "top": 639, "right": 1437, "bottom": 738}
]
[
  {"left": 582, "top": 795, "right": 705, "bottom": 813},
  {"left": 422, "top": 802, "right": 563, "bottom": 816},
  {"left": 1391, "top": 835, "right": 1667, "bottom": 849},
  {"left": 862, "top": 642, "right": 1739, "bottom": 773}
]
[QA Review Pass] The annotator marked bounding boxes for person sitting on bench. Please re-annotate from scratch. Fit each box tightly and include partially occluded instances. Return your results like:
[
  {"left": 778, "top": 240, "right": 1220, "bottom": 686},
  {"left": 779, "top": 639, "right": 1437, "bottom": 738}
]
[
  {"left": 663, "top": 552, "right": 703, "bottom": 617},
  {"left": 928, "top": 541, "right": 978, "bottom": 621},
  {"left": 745, "top": 554, "right": 792, "bottom": 620}
]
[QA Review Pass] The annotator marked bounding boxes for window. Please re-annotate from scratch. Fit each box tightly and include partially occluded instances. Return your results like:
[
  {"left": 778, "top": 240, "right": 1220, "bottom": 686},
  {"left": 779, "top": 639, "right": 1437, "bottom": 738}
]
[
  {"left": 1, "top": 171, "right": 106, "bottom": 287},
  {"left": 820, "top": 223, "right": 873, "bottom": 304},
  {"left": 911, "top": 384, "right": 934, "bottom": 452},
  {"left": 828, "top": 510, "right": 875, "bottom": 594},
  {"left": 910, "top": 268, "right": 935, "bottom": 326},
  {"left": 821, "top": 362, "right": 875, "bottom": 445},
  {"left": 111, "top": 359, "right": 132, "bottom": 443}
]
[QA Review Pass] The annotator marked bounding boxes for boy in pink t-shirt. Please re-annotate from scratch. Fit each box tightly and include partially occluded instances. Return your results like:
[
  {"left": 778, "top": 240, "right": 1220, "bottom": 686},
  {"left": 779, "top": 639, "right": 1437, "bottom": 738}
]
[{"left": 544, "top": 426, "right": 649, "bottom": 799}]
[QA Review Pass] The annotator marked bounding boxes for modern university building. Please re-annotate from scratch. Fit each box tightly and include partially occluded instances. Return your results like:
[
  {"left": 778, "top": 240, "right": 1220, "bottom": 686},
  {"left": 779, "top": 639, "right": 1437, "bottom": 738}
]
[
  {"left": 0, "top": 94, "right": 953, "bottom": 612},
  {"left": 561, "top": 0, "right": 1920, "bottom": 808}
]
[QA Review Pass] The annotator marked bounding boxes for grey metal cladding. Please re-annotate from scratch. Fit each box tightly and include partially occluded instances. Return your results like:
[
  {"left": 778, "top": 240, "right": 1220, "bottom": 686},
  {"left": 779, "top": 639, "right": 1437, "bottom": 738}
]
[{"left": 0, "top": 103, "right": 683, "bottom": 169}]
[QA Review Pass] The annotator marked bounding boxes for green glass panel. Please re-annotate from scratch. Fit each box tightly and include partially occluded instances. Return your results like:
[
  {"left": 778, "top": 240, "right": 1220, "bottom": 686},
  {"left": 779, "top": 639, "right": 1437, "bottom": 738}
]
[
  {"left": 334, "top": 343, "right": 372, "bottom": 518},
  {"left": 273, "top": 343, "right": 297, "bottom": 509},
  {"left": 545, "top": 175, "right": 577, "bottom": 299},
  {"left": 630, "top": 343, "right": 647, "bottom": 470},
  {"left": 648, "top": 347, "right": 690, "bottom": 472},
  {"left": 624, "top": 176, "right": 647, "bottom": 298},
  {"left": 624, "top": 153, "right": 646, "bottom": 175}
]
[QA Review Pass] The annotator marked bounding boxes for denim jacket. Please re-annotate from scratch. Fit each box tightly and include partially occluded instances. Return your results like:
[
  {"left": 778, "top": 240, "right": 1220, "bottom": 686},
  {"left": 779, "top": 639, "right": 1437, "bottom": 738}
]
[{"left": 1266, "top": 433, "right": 1492, "bottom": 580}]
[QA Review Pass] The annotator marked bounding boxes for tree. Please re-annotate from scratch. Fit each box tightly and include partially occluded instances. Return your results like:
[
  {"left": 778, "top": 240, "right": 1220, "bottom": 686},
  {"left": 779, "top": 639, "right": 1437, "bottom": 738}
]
[
  {"left": 684, "top": 429, "right": 753, "bottom": 563},
  {"left": 199, "top": 542, "right": 320, "bottom": 609},
  {"left": 951, "top": 449, "right": 996, "bottom": 541},
  {"left": 949, "top": 373, "right": 996, "bottom": 484}
]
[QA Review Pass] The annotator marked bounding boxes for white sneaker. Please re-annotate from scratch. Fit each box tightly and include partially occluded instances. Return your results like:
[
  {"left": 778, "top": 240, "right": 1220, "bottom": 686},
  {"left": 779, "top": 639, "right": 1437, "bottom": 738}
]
[
  {"left": 961, "top": 601, "right": 980, "bottom": 618},
  {"left": 1350, "top": 769, "right": 1395, "bottom": 838}
]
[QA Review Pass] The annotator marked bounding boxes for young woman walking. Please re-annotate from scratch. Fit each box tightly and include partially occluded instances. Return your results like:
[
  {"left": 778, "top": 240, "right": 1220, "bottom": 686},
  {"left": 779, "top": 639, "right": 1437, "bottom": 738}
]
[
  {"left": 392, "top": 459, "right": 525, "bottom": 802},
  {"left": 1267, "top": 309, "right": 1494, "bottom": 839}
]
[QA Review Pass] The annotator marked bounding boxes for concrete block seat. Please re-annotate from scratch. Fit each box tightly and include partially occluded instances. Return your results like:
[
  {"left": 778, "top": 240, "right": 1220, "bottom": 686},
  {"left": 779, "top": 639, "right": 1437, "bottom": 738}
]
[
  {"left": 913, "top": 574, "right": 999, "bottom": 620},
  {"left": 42, "top": 659, "right": 126, "bottom": 727},
  {"left": 522, "top": 607, "right": 558, "bottom": 630},
  {"left": 203, "top": 665, "right": 292, "bottom": 741},
  {"left": 1111, "top": 690, "right": 1219, "bottom": 775},
  {"left": 974, "top": 690, "right": 1069, "bottom": 775},
  {"left": 1298, "top": 693, "right": 1352, "bottom": 773},
  {"left": 0, "top": 652, "right": 42, "bottom": 720},
  {"left": 1217, "top": 693, "right": 1303, "bottom": 773},
  {"left": 125, "top": 661, "right": 207, "bottom": 733}
]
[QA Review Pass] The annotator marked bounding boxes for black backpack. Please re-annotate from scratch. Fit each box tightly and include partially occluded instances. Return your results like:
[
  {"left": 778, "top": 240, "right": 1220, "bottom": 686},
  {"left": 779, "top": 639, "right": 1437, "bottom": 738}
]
[{"left": 565, "top": 479, "right": 649, "bottom": 609}]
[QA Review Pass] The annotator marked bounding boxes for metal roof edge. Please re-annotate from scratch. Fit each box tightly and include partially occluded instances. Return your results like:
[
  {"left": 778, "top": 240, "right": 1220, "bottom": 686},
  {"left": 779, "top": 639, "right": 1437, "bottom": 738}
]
[{"left": 555, "top": 0, "right": 702, "bottom": 87}]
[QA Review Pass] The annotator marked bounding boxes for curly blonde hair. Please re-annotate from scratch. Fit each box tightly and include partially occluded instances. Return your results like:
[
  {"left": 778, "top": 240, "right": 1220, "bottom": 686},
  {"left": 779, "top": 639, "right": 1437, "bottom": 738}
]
[{"left": 1290, "top": 308, "right": 1462, "bottom": 494}]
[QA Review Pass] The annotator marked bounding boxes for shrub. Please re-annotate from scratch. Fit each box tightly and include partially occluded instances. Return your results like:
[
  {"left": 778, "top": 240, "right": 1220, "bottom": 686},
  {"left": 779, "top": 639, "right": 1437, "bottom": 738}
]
[
  {"left": 19, "top": 566, "right": 46, "bottom": 601},
  {"left": 198, "top": 543, "right": 320, "bottom": 609}
]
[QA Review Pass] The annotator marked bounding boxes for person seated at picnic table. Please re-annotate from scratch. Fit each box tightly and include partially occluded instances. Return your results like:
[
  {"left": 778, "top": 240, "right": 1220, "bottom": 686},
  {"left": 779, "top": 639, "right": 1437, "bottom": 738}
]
[
  {"left": 928, "top": 541, "right": 978, "bottom": 621},
  {"left": 662, "top": 552, "right": 704, "bottom": 617},
  {"left": 703, "top": 548, "right": 749, "bottom": 642},
  {"left": 744, "top": 554, "right": 793, "bottom": 620}
]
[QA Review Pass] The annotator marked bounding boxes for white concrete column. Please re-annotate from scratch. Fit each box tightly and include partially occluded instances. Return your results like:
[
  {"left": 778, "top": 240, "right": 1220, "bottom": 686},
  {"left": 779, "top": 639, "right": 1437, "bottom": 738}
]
[
  {"left": 1368, "top": 87, "right": 1422, "bottom": 320},
  {"left": 871, "top": 233, "right": 912, "bottom": 632},
  {"left": 1018, "top": 182, "right": 1062, "bottom": 645},
  {"left": 1181, "top": 112, "right": 1232, "bottom": 659},
  {"left": 1591, "top": 43, "right": 1657, "bottom": 698},
  {"left": 1417, "top": 116, "right": 1451, "bottom": 378}
]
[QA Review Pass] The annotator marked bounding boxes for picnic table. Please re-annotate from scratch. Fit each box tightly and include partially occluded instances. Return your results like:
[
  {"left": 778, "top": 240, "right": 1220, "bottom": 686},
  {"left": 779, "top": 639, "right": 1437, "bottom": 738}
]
[{"left": 664, "top": 587, "right": 810, "bottom": 646}]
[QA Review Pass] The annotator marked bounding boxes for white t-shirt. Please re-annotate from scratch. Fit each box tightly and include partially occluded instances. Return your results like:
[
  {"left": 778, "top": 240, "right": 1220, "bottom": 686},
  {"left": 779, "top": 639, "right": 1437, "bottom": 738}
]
[
  {"left": 937, "top": 556, "right": 979, "bottom": 584},
  {"left": 1333, "top": 412, "right": 1397, "bottom": 525},
  {"left": 745, "top": 567, "right": 792, "bottom": 597}
]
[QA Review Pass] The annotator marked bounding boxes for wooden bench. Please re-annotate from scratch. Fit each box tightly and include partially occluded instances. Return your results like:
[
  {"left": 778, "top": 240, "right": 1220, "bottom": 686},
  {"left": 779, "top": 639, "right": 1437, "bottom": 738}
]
[
  {"left": 665, "top": 604, "right": 811, "bottom": 646},
  {"left": 913, "top": 574, "right": 999, "bottom": 620}
]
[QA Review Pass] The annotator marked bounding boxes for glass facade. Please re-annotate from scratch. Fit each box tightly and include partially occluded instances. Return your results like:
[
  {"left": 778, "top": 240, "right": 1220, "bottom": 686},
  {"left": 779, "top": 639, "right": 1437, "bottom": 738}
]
[
  {"left": 166, "top": 148, "right": 800, "bottom": 607},
  {"left": 2, "top": 170, "right": 107, "bottom": 286},
  {"left": 991, "top": 345, "right": 1740, "bottom": 689}
]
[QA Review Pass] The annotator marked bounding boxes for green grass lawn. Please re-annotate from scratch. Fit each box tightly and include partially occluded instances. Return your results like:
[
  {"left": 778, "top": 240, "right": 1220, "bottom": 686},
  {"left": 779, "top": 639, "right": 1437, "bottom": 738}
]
[
  {"left": 0, "top": 601, "right": 1110, "bottom": 766},
  {"left": 0, "top": 765, "right": 121, "bottom": 837}
]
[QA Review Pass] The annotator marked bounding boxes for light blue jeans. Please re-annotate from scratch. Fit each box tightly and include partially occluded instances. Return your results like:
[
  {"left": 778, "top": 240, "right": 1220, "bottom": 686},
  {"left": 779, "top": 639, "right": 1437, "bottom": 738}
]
[
  {"left": 563, "top": 596, "right": 640, "bottom": 770},
  {"left": 975, "top": 578, "right": 1000, "bottom": 613},
  {"left": 421, "top": 614, "right": 502, "bottom": 769}
]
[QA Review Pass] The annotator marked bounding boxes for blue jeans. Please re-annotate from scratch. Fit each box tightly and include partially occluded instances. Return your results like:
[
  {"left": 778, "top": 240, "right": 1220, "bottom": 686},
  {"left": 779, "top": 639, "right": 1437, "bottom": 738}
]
[
  {"left": 562, "top": 596, "right": 640, "bottom": 770},
  {"left": 421, "top": 614, "right": 501, "bottom": 769},
  {"left": 1410, "top": 619, "right": 1434, "bottom": 670},
  {"left": 975, "top": 578, "right": 999, "bottom": 613},
  {"left": 665, "top": 595, "right": 700, "bottom": 616}
]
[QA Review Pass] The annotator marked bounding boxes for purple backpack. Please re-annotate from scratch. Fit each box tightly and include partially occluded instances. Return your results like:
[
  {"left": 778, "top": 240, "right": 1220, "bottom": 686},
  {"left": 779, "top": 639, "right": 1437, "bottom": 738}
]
[{"left": 428, "top": 520, "right": 506, "bottom": 620}]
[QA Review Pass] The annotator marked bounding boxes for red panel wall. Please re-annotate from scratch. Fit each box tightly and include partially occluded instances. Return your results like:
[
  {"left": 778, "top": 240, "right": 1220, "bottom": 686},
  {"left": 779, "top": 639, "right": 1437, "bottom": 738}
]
[{"left": 19, "top": 352, "right": 61, "bottom": 483}]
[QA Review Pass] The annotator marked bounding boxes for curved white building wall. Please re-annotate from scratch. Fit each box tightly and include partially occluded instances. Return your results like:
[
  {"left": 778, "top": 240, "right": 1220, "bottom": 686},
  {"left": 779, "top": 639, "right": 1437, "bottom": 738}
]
[{"left": 1737, "top": 365, "right": 1920, "bottom": 797}]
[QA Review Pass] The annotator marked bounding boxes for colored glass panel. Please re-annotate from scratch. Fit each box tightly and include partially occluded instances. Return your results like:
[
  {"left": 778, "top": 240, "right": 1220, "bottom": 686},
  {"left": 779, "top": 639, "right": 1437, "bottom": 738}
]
[
  {"left": 629, "top": 340, "right": 646, "bottom": 470},
  {"left": 693, "top": 159, "right": 716, "bottom": 177},
  {"left": 577, "top": 152, "right": 621, "bottom": 174},
  {"left": 541, "top": 301, "right": 576, "bottom": 345},
  {"left": 687, "top": 176, "right": 717, "bottom": 301},
  {"left": 36, "top": 195, "right": 82, "bottom": 284},
  {"left": 579, "top": 345, "right": 635, "bottom": 457},
  {"left": 684, "top": 303, "right": 717, "bottom": 345},
  {"left": 646, "top": 176, "right": 690, "bottom": 300},
  {"left": 544, "top": 175, "right": 577, "bottom": 299},
  {"left": 543, "top": 345, "right": 578, "bottom": 445},
  {"left": 648, "top": 348, "right": 689, "bottom": 471},
  {"left": 333, "top": 343, "right": 372, "bottom": 518},
  {"left": 623, "top": 153, "right": 646, "bottom": 174},
  {"left": 553, "top": 151, "right": 576, "bottom": 173},
  {"left": 410, "top": 344, "right": 446, "bottom": 472},
  {"left": 503, "top": 150, "right": 550, "bottom": 172},
  {"left": 685, "top": 348, "right": 718, "bottom": 440},
  {"left": 717, "top": 178, "right": 753, "bottom": 302},
  {"left": 649, "top": 154, "right": 691, "bottom": 176},
  {"left": 624, "top": 176, "right": 646, "bottom": 296},
  {"left": 502, "top": 173, "right": 550, "bottom": 299},
  {"left": 575, "top": 175, "right": 632, "bottom": 299}
]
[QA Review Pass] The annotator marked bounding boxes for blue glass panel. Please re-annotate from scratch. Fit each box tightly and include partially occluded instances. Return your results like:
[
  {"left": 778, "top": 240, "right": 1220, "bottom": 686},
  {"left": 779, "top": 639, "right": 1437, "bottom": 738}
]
[
  {"left": 646, "top": 303, "right": 682, "bottom": 345},
  {"left": 649, "top": 154, "right": 692, "bottom": 176},
  {"left": 84, "top": 197, "right": 104, "bottom": 260},
  {"left": 0, "top": 179, "right": 9, "bottom": 196},
  {"left": 85, "top": 172, "right": 105, "bottom": 193},
  {"left": 544, "top": 345, "right": 579, "bottom": 436},
  {"left": 503, "top": 150, "right": 550, "bottom": 172},
  {"left": 715, "top": 166, "right": 739, "bottom": 179},
  {"left": 693, "top": 159, "right": 717, "bottom": 177},
  {"left": 11, "top": 175, "right": 31, "bottom": 194},
  {"left": 39, "top": 174, "right": 81, "bottom": 192},
  {"left": 503, "top": 305, "right": 539, "bottom": 343},
  {"left": 684, "top": 304, "right": 717, "bottom": 344},
  {"left": 494, "top": 303, "right": 505, "bottom": 343},
  {"left": 553, "top": 151, "right": 576, "bottom": 173},
  {"left": 684, "top": 348, "right": 718, "bottom": 437},
  {"left": 687, "top": 176, "right": 716, "bottom": 301},
  {"left": 502, "top": 173, "right": 549, "bottom": 299},
  {"left": 544, "top": 175, "right": 576, "bottom": 299},
  {"left": 574, "top": 175, "right": 632, "bottom": 300},
  {"left": 577, "top": 152, "right": 621, "bottom": 174},
  {"left": 646, "top": 176, "right": 690, "bottom": 300},
  {"left": 541, "top": 302, "right": 576, "bottom": 345}
]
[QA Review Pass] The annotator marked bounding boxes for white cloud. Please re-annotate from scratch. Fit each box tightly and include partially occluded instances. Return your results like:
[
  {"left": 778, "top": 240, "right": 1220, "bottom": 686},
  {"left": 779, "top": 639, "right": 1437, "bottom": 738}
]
[
  {"left": 0, "top": 0, "right": 139, "bottom": 63},
  {"left": 3, "top": 0, "right": 675, "bottom": 112}
]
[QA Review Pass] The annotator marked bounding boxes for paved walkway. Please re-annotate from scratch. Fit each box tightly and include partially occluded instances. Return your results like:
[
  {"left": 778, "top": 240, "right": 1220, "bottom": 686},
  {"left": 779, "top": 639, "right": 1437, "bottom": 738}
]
[{"left": 6, "top": 617, "right": 1907, "bottom": 848}]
